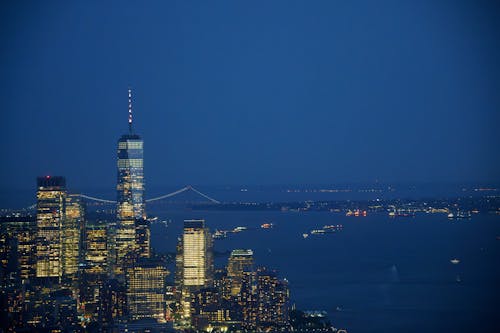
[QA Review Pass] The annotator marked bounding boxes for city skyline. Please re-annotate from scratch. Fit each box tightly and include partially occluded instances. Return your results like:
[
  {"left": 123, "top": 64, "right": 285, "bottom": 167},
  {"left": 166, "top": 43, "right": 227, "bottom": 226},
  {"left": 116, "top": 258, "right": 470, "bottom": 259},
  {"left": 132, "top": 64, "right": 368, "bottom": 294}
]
[
  {"left": 0, "top": 2, "right": 499, "bottom": 332},
  {"left": 1, "top": 1, "right": 500, "bottom": 193}
]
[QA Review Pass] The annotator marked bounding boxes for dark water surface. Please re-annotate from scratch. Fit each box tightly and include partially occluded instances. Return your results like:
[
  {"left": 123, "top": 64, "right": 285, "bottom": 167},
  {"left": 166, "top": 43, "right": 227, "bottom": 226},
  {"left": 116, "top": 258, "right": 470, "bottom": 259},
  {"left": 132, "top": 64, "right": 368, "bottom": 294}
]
[{"left": 151, "top": 209, "right": 500, "bottom": 333}]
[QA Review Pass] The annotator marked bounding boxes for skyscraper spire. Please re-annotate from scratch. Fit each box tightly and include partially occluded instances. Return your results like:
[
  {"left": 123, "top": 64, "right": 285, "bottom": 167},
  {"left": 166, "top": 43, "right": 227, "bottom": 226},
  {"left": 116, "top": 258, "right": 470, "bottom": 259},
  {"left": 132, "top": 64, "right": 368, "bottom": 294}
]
[{"left": 128, "top": 88, "right": 133, "bottom": 133}]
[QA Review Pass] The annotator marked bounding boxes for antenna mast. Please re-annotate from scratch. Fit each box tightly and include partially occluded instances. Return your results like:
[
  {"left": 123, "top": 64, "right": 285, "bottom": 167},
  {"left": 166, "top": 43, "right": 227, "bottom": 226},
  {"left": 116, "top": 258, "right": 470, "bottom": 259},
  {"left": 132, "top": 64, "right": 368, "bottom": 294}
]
[{"left": 128, "top": 88, "right": 133, "bottom": 133}]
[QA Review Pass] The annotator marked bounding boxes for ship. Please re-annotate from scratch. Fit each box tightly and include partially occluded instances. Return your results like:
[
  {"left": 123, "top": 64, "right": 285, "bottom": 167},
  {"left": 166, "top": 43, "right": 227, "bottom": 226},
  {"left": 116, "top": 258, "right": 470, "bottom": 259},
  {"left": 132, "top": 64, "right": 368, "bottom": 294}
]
[
  {"left": 233, "top": 226, "right": 247, "bottom": 232},
  {"left": 346, "top": 209, "right": 367, "bottom": 217},
  {"left": 310, "top": 224, "right": 343, "bottom": 235},
  {"left": 450, "top": 258, "right": 460, "bottom": 264},
  {"left": 213, "top": 229, "right": 227, "bottom": 239},
  {"left": 261, "top": 223, "right": 273, "bottom": 229}
]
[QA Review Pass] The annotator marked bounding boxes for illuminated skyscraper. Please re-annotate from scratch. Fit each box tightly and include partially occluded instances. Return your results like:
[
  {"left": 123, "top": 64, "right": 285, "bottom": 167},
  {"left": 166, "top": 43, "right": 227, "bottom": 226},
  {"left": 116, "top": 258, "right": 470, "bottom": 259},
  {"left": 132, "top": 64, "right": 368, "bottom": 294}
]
[
  {"left": 181, "top": 219, "right": 213, "bottom": 323},
  {"left": 36, "top": 176, "right": 66, "bottom": 279},
  {"left": 85, "top": 224, "right": 108, "bottom": 274},
  {"left": 126, "top": 259, "right": 168, "bottom": 322},
  {"left": 227, "top": 249, "right": 254, "bottom": 296},
  {"left": 62, "top": 194, "right": 84, "bottom": 277},
  {"left": 115, "top": 89, "right": 146, "bottom": 273},
  {"left": 182, "top": 219, "right": 213, "bottom": 288}
]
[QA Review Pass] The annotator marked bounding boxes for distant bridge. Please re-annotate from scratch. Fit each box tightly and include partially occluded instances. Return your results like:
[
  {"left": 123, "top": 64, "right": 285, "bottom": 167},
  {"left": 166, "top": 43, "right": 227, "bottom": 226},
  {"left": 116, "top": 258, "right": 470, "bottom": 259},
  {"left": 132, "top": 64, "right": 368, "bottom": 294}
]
[
  {"left": 79, "top": 185, "right": 220, "bottom": 204},
  {"left": 6, "top": 185, "right": 220, "bottom": 212}
]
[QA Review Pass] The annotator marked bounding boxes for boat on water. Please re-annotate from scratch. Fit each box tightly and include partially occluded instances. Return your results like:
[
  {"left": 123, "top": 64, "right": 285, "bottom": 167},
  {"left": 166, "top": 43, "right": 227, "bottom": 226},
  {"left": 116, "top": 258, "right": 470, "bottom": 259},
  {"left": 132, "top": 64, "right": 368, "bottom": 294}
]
[
  {"left": 261, "top": 223, "right": 273, "bottom": 229},
  {"left": 213, "top": 230, "right": 227, "bottom": 239},
  {"left": 448, "top": 211, "right": 472, "bottom": 219},
  {"left": 346, "top": 209, "right": 367, "bottom": 217},
  {"left": 450, "top": 258, "right": 460, "bottom": 264},
  {"left": 323, "top": 224, "right": 343, "bottom": 230},
  {"left": 302, "top": 233, "right": 309, "bottom": 239},
  {"left": 233, "top": 226, "right": 247, "bottom": 232},
  {"left": 309, "top": 224, "right": 343, "bottom": 235}
]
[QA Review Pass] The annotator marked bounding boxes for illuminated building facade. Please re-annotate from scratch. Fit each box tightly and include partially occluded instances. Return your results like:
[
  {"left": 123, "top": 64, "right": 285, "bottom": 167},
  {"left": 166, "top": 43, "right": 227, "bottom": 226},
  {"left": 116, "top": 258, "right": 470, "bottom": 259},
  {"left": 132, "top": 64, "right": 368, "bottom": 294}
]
[
  {"left": 227, "top": 249, "right": 253, "bottom": 296},
  {"left": 126, "top": 259, "right": 167, "bottom": 322},
  {"left": 62, "top": 194, "right": 84, "bottom": 278},
  {"left": 135, "top": 218, "right": 150, "bottom": 258},
  {"left": 0, "top": 215, "right": 36, "bottom": 282},
  {"left": 36, "top": 176, "right": 66, "bottom": 279},
  {"left": 115, "top": 89, "right": 146, "bottom": 272},
  {"left": 256, "top": 268, "right": 290, "bottom": 328},
  {"left": 182, "top": 219, "right": 213, "bottom": 288},
  {"left": 181, "top": 219, "right": 213, "bottom": 323},
  {"left": 85, "top": 224, "right": 108, "bottom": 274}
]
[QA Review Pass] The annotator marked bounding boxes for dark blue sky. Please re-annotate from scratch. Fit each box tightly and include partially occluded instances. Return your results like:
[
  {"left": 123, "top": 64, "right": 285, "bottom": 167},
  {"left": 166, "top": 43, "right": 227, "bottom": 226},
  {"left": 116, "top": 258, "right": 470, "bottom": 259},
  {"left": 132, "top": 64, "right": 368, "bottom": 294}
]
[{"left": 1, "top": 0, "right": 499, "bottom": 192}]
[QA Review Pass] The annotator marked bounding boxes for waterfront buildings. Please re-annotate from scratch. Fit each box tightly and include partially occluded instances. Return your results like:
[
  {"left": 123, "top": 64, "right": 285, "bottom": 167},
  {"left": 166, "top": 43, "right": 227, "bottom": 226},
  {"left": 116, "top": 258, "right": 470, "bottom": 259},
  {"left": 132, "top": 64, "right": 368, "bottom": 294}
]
[{"left": 227, "top": 249, "right": 253, "bottom": 296}]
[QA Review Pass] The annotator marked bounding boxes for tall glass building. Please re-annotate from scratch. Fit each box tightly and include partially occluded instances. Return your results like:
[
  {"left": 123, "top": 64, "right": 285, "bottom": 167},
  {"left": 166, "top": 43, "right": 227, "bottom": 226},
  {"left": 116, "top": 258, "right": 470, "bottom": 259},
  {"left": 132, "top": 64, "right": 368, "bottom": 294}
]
[
  {"left": 126, "top": 259, "right": 168, "bottom": 322},
  {"left": 115, "top": 89, "right": 146, "bottom": 273},
  {"left": 36, "top": 176, "right": 66, "bottom": 279},
  {"left": 181, "top": 219, "right": 213, "bottom": 322},
  {"left": 62, "top": 194, "right": 84, "bottom": 278}
]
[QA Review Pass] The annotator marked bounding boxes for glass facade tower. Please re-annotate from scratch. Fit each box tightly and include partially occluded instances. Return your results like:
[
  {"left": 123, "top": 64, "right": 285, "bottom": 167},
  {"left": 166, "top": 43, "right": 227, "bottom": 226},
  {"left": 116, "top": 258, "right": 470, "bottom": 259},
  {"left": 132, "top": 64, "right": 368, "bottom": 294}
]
[
  {"left": 36, "top": 176, "right": 66, "bottom": 279},
  {"left": 115, "top": 89, "right": 147, "bottom": 273},
  {"left": 62, "top": 194, "right": 84, "bottom": 277}
]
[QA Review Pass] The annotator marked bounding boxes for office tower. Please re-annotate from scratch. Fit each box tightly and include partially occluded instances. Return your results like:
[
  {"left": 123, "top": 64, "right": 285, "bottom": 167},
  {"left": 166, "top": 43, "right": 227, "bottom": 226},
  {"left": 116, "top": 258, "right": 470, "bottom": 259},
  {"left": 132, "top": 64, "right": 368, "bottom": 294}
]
[
  {"left": 227, "top": 249, "right": 253, "bottom": 296},
  {"left": 84, "top": 224, "right": 108, "bottom": 274},
  {"left": 182, "top": 220, "right": 213, "bottom": 288},
  {"left": 36, "top": 176, "right": 66, "bottom": 279},
  {"left": 0, "top": 225, "right": 17, "bottom": 285},
  {"left": 116, "top": 89, "right": 146, "bottom": 273},
  {"left": 126, "top": 259, "right": 167, "bottom": 322},
  {"left": 135, "top": 218, "right": 150, "bottom": 258},
  {"left": 181, "top": 219, "right": 213, "bottom": 323},
  {"left": 62, "top": 194, "right": 84, "bottom": 278},
  {"left": 0, "top": 215, "right": 36, "bottom": 282}
]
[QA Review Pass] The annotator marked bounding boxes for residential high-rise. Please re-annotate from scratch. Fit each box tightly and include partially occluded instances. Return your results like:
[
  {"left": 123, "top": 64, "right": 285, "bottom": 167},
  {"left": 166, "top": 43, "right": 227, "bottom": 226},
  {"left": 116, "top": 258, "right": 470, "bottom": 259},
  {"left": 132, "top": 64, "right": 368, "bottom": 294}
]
[
  {"left": 36, "top": 176, "right": 66, "bottom": 279},
  {"left": 62, "top": 194, "right": 84, "bottom": 278},
  {"left": 255, "top": 268, "right": 290, "bottom": 329},
  {"left": 115, "top": 89, "right": 146, "bottom": 273},
  {"left": 126, "top": 259, "right": 168, "bottom": 322},
  {"left": 227, "top": 249, "right": 253, "bottom": 296}
]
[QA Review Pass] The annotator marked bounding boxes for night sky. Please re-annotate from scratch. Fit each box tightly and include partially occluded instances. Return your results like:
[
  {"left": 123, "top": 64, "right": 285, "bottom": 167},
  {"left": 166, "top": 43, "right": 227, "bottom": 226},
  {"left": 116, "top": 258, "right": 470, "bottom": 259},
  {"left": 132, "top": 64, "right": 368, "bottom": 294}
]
[{"left": 1, "top": 1, "right": 499, "bottom": 193}]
